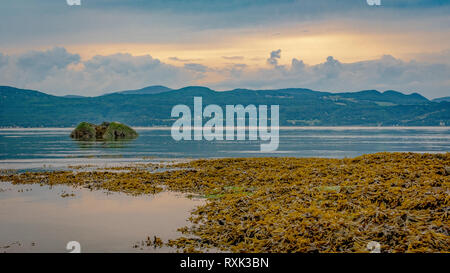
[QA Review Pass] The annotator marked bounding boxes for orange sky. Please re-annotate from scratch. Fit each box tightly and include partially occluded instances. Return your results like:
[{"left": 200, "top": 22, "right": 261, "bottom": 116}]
[
  {"left": 1, "top": 1, "right": 449, "bottom": 97},
  {"left": 57, "top": 24, "right": 449, "bottom": 68}
]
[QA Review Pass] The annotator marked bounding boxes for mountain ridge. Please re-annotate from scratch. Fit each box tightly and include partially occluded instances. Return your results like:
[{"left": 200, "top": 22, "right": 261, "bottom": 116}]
[
  {"left": 433, "top": 96, "right": 450, "bottom": 103},
  {"left": 102, "top": 85, "right": 172, "bottom": 96},
  {"left": 0, "top": 85, "right": 448, "bottom": 127}
]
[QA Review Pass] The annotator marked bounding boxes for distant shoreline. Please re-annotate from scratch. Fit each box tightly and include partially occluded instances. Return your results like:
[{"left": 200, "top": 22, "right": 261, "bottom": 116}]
[{"left": 1, "top": 126, "right": 450, "bottom": 131}]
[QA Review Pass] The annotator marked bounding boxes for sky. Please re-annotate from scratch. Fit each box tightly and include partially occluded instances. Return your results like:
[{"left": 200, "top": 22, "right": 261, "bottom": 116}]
[{"left": 0, "top": 0, "right": 449, "bottom": 98}]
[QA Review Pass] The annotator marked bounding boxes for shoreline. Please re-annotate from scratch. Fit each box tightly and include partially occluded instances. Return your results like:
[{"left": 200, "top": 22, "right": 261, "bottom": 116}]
[
  {"left": 1, "top": 151, "right": 450, "bottom": 171},
  {"left": 1, "top": 126, "right": 450, "bottom": 131},
  {"left": 1, "top": 152, "right": 449, "bottom": 253}
]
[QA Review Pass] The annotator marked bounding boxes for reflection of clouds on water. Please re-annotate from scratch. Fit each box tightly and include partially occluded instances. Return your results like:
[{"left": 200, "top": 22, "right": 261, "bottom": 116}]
[
  {"left": 0, "top": 182, "right": 203, "bottom": 253},
  {"left": 73, "top": 140, "right": 135, "bottom": 149}
]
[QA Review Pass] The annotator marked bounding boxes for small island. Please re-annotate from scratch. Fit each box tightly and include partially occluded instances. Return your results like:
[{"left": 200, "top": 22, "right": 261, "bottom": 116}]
[{"left": 70, "top": 121, "right": 138, "bottom": 140}]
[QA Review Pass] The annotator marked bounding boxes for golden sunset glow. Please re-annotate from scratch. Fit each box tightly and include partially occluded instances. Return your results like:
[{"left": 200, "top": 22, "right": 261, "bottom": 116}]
[
  {"left": 59, "top": 28, "right": 449, "bottom": 69},
  {"left": 1, "top": 1, "right": 449, "bottom": 96}
]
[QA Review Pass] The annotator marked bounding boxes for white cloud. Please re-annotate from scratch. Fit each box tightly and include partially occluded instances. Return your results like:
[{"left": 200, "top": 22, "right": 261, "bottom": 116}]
[
  {"left": 0, "top": 47, "right": 449, "bottom": 98},
  {"left": 208, "top": 51, "right": 450, "bottom": 98},
  {"left": 0, "top": 49, "right": 196, "bottom": 96}
]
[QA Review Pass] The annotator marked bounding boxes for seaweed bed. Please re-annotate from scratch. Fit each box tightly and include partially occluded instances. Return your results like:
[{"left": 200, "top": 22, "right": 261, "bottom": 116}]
[{"left": 1, "top": 152, "right": 449, "bottom": 253}]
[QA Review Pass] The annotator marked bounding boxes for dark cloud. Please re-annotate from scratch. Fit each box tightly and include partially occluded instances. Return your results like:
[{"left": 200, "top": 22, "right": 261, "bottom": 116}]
[
  {"left": 183, "top": 63, "right": 208, "bottom": 72},
  {"left": 0, "top": 48, "right": 194, "bottom": 96},
  {"left": 267, "top": 49, "right": 282, "bottom": 66},
  {"left": 16, "top": 47, "right": 80, "bottom": 79},
  {"left": 53, "top": 0, "right": 450, "bottom": 14},
  {"left": 169, "top": 57, "right": 203, "bottom": 62},
  {"left": 1, "top": 0, "right": 448, "bottom": 48},
  {"left": 291, "top": 58, "right": 305, "bottom": 72},
  {"left": 314, "top": 56, "right": 342, "bottom": 79}
]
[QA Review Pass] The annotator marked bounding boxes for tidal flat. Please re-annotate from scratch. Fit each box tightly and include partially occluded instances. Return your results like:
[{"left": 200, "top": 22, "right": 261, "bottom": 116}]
[{"left": 1, "top": 152, "right": 449, "bottom": 253}]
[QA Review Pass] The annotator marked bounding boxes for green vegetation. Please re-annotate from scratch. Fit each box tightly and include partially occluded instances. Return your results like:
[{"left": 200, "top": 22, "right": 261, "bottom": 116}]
[
  {"left": 1, "top": 85, "right": 449, "bottom": 127},
  {"left": 103, "top": 122, "right": 139, "bottom": 140},
  {"left": 433, "top": 96, "right": 450, "bottom": 103},
  {"left": 70, "top": 122, "right": 96, "bottom": 140},
  {"left": 70, "top": 121, "right": 138, "bottom": 140}
]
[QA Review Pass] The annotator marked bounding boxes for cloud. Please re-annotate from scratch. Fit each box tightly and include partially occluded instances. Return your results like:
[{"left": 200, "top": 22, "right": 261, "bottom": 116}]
[
  {"left": 169, "top": 57, "right": 203, "bottom": 62},
  {"left": 291, "top": 58, "right": 305, "bottom": 72},
  {"left": 0, "top": 47, "right": 449, "bottom": 98},
  {"left": 267, "top": 49, "right": 282, "bottom": 66},
  {"left": 0, "top": 0, "right": 448, "bottom": 70},
  {"left": 16, "top": 47, "right": 80, "bottom": 71},
  {"left": 222, "top": 56, "right": 244, "bottom": 60},
  {"left": 314, "top": 56, "right": 342, "bottom": 79},
  {"left": 0, "top": 53, "right": 8, "bottom": 68},
  {"left": 183, "top": 63, "right": 208, "bottom": 72},
  {"left": 0, "top": 48, "right": 195, "bottom": 96},
  {"left": 208, "top": 51, "right": 450, "bottom": 98},
  {"left": 10, "top": 47, "right": 80, "bottom": 84},
  {"left": 0, "top": 47, "right": 80, "bottom": 88}
]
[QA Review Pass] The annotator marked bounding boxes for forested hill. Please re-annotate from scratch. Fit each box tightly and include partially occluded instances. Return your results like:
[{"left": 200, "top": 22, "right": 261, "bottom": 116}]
[{"left": 0, "top": 85, "right": 448, "bottom": 127}]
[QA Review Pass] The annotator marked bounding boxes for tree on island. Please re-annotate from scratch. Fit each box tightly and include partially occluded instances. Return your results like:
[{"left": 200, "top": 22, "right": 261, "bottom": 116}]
[{"left": 70, "top": 121, "right": 138, "bottom": 140}]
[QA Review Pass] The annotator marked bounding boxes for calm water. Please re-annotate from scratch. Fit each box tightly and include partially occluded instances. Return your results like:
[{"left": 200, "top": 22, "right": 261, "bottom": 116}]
[
  {"left": 0, "top": 127, "right": 449, "bottom": 169},
  {"left": 0, "top": 182, "right": 203, "bottom": 253},
  {"left": 0, "top": 127, "right": 449, "bottom": 252}
]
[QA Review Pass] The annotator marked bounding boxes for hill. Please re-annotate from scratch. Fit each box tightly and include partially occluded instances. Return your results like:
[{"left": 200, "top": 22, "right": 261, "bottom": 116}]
[
  {"left": 433, "top": 96, "right": 450, "bottom": 103},
  {"left": 0, "top": 85, "right": 448, "bottom": 127},
  {"left": 102, "top": 85, "right": 172, "bottom": 96},
  {"left": 63, "top": 95, "right": 86, "bottom": 98}
]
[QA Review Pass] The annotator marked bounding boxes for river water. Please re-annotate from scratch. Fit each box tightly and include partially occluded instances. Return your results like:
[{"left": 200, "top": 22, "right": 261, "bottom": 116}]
[{"left": 0, "top": 127, "right": 448, "bottom": 252}]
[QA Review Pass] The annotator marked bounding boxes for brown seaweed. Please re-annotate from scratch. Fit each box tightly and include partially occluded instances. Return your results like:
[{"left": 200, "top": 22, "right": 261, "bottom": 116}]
[{"left": 1, "top": 152, "right": 449, "bottom": 253}]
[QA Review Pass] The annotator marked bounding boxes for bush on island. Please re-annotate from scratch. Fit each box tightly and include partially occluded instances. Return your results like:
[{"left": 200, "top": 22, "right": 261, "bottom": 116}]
[{"left": 70, "top": 121, "right": 138, "bottom": 140}]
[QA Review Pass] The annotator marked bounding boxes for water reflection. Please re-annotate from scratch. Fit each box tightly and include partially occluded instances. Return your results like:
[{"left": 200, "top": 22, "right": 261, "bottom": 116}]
[
  {"left": 74, "top": 139, "right": 135, "bottom": 149},
  {"left": 0, "top": 127, "right": 449, "bottom": 170},
  {"left": 0, "top": 182, "right": 203, "bottom": 253}
]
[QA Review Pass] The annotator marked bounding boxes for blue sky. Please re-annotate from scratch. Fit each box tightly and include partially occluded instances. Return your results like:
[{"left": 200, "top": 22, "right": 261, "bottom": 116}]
[{"left": 0, "top": 0, "right": 449, "bottom": 98}]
